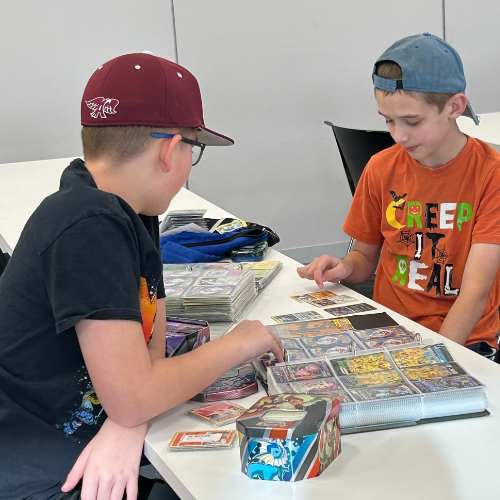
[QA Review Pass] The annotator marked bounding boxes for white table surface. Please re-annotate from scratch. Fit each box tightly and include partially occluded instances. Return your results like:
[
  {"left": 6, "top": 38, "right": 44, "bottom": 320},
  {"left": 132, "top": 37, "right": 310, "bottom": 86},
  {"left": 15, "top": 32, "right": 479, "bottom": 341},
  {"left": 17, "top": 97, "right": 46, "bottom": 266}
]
[
  {"left": 2, "top": 157, "right": 500, "bottom": 499},
  {"left": 458, "top": 112, "right": 500, "bottom": 151}
]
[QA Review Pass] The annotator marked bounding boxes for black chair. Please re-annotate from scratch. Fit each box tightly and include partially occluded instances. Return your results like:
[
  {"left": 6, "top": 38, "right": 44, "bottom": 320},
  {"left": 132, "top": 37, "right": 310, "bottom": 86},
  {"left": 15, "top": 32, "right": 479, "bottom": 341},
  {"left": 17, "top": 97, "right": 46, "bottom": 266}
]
[
  {"left": 0, "top": 233, "right": 12, "bottom": 279},
  {"left": 324, "top": 122, "right": 395, "bottom": 253}
]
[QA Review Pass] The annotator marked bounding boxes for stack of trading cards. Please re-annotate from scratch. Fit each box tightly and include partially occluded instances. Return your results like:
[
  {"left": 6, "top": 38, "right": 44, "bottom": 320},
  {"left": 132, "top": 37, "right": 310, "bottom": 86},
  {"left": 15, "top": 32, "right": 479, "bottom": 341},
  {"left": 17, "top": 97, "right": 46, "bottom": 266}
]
[
  {"left": 188, "top": 401, "right": 247, "bottom": 426},
  {"left": 163, "top": 265, "right": 257, "bottom": 322},
  {"left": 160, "top": 209, "right": 208, "bottom": 233},
  {"left": 168, "top": 430, "right": 237, "bottom": 451},
  {"left": 239, "top": 261, "right": 283, "bottom": 291}
]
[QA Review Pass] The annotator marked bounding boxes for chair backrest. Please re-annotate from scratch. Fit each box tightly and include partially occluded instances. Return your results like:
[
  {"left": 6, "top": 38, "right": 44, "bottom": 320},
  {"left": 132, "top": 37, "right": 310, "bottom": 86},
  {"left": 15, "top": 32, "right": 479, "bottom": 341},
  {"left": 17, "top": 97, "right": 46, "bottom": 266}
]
[
  {"left": 325, "top": 122, "right": 395, "bottom": 196},
  {"left": 0, "top": 233, "right": 12, "bottom": 279}
]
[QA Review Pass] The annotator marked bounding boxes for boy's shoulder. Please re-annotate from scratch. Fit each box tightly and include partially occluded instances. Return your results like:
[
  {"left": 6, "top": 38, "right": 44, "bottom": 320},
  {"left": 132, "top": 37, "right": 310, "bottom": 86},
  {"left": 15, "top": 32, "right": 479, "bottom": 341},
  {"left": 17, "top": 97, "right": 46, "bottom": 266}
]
[{"left": 27, "top": 159, "right": 135, "bottom": 255}]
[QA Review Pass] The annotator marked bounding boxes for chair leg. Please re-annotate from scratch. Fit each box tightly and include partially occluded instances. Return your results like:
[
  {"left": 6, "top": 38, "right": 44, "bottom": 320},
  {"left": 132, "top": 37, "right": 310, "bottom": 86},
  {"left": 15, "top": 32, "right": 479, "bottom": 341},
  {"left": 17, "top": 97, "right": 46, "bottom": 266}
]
[{"left": 346, "top": 237, "right": 354, "bottom": 256}]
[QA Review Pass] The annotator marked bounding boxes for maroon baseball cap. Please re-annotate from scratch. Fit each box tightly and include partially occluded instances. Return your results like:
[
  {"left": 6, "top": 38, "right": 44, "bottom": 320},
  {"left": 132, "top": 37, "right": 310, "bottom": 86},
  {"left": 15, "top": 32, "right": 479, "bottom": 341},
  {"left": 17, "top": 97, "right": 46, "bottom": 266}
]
[{"left": 81, "top": 53, "right": 233, "bottom": 146}]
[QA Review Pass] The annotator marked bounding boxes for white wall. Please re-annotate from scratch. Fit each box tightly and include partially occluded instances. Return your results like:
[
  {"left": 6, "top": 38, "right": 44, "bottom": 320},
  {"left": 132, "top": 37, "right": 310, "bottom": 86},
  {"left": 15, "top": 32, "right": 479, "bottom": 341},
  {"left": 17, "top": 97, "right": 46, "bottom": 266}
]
[
  {"left": 445, "top": 0, "right": 500, "bottom": 115},
  {"left": 173, "top": 0, "right": 442, "bottom": 261},
  {"left": 9, "top": 2, "right": 497, "bottom": 263},
  {"left": 0, "top": 1, "right": 175, "bottom": 164}
]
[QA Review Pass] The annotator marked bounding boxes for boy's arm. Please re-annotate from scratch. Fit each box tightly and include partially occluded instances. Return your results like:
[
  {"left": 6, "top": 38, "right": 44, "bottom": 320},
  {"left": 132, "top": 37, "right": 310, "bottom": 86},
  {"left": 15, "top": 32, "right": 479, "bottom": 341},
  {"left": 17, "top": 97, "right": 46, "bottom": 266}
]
[
  {"left": 147, "top": 298, "right": 167, "bottom": 361},
  {"left": 297, "top": 241, "right": 382, "bottom": 288},
  {"left": 76, "top": 318, "right": 283, "bottom": 428},
  {"left": 439, "top": 243, "right": 500, "bottom": 345}
]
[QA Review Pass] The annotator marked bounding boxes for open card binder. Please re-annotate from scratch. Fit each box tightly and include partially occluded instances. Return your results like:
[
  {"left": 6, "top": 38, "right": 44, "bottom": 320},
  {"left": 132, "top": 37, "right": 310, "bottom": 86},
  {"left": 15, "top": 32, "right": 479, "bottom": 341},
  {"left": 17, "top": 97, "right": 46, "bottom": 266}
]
[{"left": 267, "top": 341, "right": 488, "bottom": 434}]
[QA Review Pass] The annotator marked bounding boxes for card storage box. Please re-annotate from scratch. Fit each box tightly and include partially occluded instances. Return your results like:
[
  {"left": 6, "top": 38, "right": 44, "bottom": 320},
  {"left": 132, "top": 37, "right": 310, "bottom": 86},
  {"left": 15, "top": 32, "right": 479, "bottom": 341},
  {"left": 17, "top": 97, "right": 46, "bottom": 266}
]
[
  {"left": 236, "top": 394, "right": 341, "bottom": 482},
  {"left": 165, "top": 318, "right": 210, "bottom": 357},
  {"left": 267, "top": 342, "right": 488, "bottom": 433},
  {"left": 191, "top": 364, "right": 259, "bottom": 402}
]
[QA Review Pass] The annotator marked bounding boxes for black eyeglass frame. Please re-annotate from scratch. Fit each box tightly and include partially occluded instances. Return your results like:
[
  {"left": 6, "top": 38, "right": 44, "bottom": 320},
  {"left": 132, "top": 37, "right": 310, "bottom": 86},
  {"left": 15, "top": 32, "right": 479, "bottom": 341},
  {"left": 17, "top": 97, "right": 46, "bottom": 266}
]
[{"left": 150, "top": 133, "right": 206, "bottom": 166}]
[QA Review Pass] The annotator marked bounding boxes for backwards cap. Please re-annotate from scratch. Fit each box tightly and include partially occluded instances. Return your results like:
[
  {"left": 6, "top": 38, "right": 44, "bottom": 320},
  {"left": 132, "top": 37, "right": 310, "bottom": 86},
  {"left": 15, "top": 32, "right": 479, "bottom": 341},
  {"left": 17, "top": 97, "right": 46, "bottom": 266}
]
[
  {"left": 372, "top": 33, "right": 479, "bottom": 125},
  {"left": 81, "top": 53, "right": 234, "bottom": 146}
]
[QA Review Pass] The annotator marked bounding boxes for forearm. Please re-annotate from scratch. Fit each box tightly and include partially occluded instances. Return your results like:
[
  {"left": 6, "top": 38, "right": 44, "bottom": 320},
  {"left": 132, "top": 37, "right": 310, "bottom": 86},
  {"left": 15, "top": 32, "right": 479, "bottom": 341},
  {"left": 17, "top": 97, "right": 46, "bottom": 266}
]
[
  {"left": 342, "top": 249, "right": 379, "bottom": 284},
  {"left": 108, "top": 334, "right": 249, "bottom": 427},
  {"left": 439, "top": 289, "right": 489, "bottom": 346}
]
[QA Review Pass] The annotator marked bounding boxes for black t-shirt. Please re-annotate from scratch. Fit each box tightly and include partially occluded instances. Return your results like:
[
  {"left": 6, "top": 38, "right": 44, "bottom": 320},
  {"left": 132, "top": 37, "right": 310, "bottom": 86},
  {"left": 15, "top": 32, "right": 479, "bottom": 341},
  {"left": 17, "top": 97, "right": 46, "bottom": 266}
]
[{"left": 0, "top": 159, "right": 165, "bottom": 500}]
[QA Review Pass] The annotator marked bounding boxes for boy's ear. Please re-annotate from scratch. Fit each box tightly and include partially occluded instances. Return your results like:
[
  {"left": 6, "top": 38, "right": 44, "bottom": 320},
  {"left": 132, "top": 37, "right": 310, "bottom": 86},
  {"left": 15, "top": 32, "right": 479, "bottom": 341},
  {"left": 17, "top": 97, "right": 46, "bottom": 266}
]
[
  {"left": 448, "top": 93, "right": 468, "bottom": 120},
  {"left": 158, "top": 134, "right": 182, "bottom": 173}
]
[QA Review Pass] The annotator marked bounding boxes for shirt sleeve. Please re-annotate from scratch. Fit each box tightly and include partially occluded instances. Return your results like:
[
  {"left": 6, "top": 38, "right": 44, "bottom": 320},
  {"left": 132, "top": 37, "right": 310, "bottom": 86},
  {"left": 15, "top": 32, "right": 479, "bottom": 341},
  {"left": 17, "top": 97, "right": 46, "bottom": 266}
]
[
  {"left": 342, "top": 160, "right": 385, "bottom": 246},
  {"left": 40, "top": 214, "right": 143, "bottom": 334},
  {"left": 471, "top": 160, "right": 500, "bottom": 245}
]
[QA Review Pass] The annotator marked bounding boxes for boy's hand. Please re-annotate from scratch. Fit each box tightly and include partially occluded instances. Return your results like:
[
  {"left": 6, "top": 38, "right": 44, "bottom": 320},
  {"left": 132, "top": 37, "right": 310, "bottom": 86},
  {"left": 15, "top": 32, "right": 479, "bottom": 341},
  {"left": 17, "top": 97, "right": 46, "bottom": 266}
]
[
  {"left": 297, "top": 255, "right": 353, "bottom": 288},
  {"left": 225, "top": 319, "right": 284, "bottom": 364},
  {"left": 61, "top": 418, "right": 147, "bottom": 500}
]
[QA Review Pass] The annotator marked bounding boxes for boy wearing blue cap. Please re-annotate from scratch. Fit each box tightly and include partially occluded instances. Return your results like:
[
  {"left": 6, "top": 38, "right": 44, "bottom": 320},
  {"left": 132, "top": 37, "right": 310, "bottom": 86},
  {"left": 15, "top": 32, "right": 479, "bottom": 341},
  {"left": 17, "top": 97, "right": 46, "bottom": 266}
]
[{"left": 299, "top": 33, "right": 500, "bottom": 359}]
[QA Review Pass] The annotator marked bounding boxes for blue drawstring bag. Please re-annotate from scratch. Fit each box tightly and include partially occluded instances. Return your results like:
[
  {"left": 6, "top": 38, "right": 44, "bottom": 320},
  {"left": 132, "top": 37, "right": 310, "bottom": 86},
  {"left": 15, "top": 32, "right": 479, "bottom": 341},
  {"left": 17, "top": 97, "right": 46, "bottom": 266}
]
[{"left": 160, "top": 228, "right": 269, "bottom": 263}]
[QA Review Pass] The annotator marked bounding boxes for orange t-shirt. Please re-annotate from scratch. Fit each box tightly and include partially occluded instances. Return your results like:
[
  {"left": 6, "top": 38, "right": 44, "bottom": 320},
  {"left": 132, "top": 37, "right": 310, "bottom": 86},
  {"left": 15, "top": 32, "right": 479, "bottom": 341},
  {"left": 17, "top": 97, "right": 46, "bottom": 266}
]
[{"left": 343, "top": 137, "right": 500, "bottom": 348}]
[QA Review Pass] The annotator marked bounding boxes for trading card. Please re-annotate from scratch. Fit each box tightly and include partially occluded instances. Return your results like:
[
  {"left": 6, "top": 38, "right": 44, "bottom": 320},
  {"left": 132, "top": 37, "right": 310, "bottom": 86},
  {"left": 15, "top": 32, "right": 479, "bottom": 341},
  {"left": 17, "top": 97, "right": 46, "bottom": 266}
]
[
  {"left": 308, "top": 345, "right": 352, "bottom": 356},
  {"left": 340, "top": 370, "right": 403, "bottom": 388},
  {"left": 186, "top": 286, "right": 234, "bottom": 296},
  {"left": 267, "top": 320, "right": 345, "bottom": 339},
  {"left": 163, "top": 264, "right": 190, "bottom": 271},
  {"left": 330, "top": 295, "right": 358, "bottom": 304},
  {"left": 163, "top": 277, "right": 194, "bottom": 287},
  {"left": 163, "top": 270, "right": 195, "bottom": 278},
  {"left": 272, "top": 314, "right": 300, "bottom": 324},
  {"left": 168, "top": 430, "right": 237, "bottom": 450},
  {"left": 402, "top": 362, "right": 466, "bottom": 381},
  {"left": 347, "top": 303, "right": 377, "bottom": 312},
  {"left": 332, "top": 352, "right": 394, "bottom": 376},
  {"left": 269, "top": 361, "right": 333, "bottom": 383},
  {"left": 348, "top": 383, "right": 417, "bottom": 401},
  {"left": 195, "top": 276, "right": 243, "bottom": 286},
  {"left": 324, "top": 306, "right": 356, "bottom": 317},
  {"left": 363, "top": 336, "right": 416, "bottom": 349},
  {"left": 280, "top": 378, "right": 346, "bottom": 395},
  {"left": 163, "top": 287, "right": 186, "bottom": 297},
  {"left": 309, "top": 290, "right": 337, "bottom": 299},
  {"left": 280, "top": 338, "right": 302, "bottom": 349},
  {"left": 300, "top": 333, "right": 354, "bottom": 347},
  {"left": 290, "top": 293, "right": 316, "bottom": 303},
  {"left": 332, "top": 318, "right": 354, "bottom": 331},
  {"left": 306, "top": 298, "right": 337, "bottom": 307},
  {"left": 294, "top": 310, "right": 324, "bottom": 321},
  {"left": 284, "top": 348, "right": 309, "bottom": 361},
  {"left": 412, "top": 375, "right": 483, "bottom": 393},
  {"left": 188, "top": 401, "right": 247, "bottom": 426},
  {"left": 251, "top": 261, "right": 281, "bottom": 270},
  {"left": 390, "top": 345, "right": 451, "bottom": 368},
  {"left": 352, "top": 325, "right": 411, "bottom": 341},
  {"left": 191, "top": 262, "right": 235, "bottom": 270}
]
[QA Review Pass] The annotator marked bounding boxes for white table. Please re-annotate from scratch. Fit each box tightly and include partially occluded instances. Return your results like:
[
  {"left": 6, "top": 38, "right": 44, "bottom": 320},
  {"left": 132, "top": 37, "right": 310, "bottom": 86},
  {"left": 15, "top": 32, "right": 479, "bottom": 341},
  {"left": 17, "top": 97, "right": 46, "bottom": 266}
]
[
  {"left": 458, "top": 112, "right": 500, "bottom": 151},
  {"left": 2, "top": 157, "right": 500, "bottom": 499},
  {"left": 148, "top": 187, "right": 500, "bottom": 500}
]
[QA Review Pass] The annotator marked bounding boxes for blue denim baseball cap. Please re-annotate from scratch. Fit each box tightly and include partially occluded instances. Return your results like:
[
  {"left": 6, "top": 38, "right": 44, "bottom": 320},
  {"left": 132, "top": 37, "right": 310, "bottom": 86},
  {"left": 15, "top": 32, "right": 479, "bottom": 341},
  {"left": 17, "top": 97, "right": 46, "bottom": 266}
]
[{"left": 372, "top": 33, "right": 479, "bottom": 125}]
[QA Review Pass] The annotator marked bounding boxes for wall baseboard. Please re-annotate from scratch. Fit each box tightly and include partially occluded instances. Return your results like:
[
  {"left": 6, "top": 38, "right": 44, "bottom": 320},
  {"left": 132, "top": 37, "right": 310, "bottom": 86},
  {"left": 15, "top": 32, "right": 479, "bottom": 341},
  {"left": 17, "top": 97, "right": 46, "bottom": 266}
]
[{"left": 279, "top": 241, "right": 350, "bottom": 264}]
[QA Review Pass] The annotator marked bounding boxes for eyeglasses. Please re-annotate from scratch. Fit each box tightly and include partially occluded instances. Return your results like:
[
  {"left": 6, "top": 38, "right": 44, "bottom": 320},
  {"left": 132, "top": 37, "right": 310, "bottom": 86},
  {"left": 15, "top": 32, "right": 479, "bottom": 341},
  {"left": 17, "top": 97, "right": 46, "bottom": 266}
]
[{"left": 151, "top": 133, "right": 206, "bottom": 166}]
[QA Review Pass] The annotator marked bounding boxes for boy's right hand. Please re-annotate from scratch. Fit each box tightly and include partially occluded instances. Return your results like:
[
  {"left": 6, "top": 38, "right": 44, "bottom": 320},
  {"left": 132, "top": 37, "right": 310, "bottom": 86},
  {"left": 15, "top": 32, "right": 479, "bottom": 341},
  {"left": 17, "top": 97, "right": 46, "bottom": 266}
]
[
  {"left": 225, "top": 319, "right": 284, "bottom": 364},
  {"left": 297, "top": 254, "right": 353, "bottom": 289}
]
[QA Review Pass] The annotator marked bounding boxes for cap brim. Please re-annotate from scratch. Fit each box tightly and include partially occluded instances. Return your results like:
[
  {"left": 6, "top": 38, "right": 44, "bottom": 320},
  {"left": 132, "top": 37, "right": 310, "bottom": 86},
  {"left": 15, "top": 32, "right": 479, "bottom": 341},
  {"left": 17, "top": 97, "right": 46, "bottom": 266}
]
[
  {"left": 197, "top": 126, "right": 234, "bottom": 146},
  {"left": 466, "top": 100, "right": 480, "bottom": 125}
]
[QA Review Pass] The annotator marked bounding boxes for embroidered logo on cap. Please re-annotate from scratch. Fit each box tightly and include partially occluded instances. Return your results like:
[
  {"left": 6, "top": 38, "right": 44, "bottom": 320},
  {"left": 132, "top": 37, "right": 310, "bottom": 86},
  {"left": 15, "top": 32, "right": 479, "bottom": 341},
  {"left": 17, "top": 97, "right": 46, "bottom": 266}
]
[{"left": 85, "top": 97, "right": 119, "bottom": 119}]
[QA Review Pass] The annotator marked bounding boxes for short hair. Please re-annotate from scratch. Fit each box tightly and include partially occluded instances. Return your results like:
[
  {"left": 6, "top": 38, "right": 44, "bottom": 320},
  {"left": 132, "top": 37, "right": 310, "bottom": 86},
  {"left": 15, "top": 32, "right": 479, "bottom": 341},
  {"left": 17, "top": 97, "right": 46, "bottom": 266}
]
[
  {"left": 374, "top": 61, "right": 472, "bottom": 118},
  {"left": 81, "top": 126, "right": 194, "bottom": 165}
]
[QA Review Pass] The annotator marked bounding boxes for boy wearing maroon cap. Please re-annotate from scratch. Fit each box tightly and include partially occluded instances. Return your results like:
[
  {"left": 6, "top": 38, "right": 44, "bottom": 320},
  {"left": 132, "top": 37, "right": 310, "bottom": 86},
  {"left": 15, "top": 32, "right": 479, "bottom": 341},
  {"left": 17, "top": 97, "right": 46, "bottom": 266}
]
[{"left": 0, "top": 53, "right": 283, "bottom": 500}]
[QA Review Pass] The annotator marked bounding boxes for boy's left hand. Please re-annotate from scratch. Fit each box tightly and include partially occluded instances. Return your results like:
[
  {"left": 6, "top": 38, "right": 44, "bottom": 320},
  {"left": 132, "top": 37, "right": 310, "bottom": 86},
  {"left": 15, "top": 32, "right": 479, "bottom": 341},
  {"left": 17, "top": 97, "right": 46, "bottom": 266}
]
[{"left": 61, "top": 417, "right": 148, "bottom": 500}]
